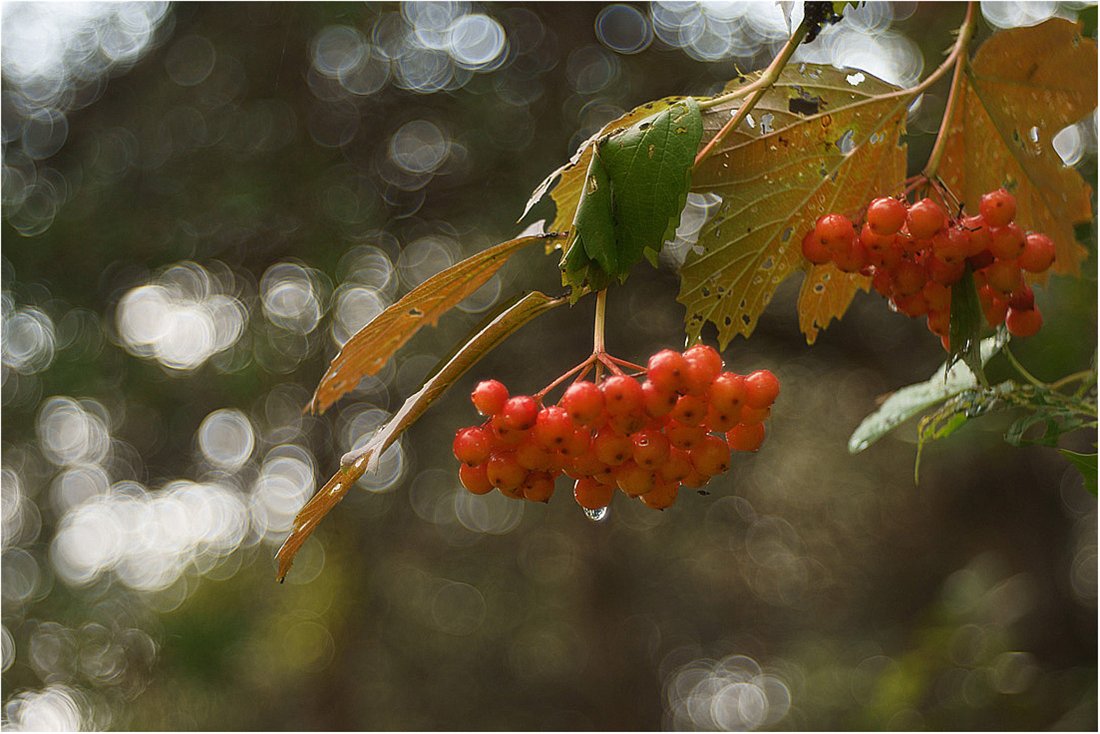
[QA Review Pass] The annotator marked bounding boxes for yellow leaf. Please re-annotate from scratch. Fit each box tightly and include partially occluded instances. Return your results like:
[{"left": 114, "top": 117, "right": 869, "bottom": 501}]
[
  {"left": 938, "top": 18, "right": 1096, "bottom": 276},
  {"left": 680, "top": 65, "right": 909, "bottom": 347},
  {"left": 308, "top": 233, "right": 561, "bottom": 415},
  {"left": 278, "top": 291, "right": 565, "bottom": 581}
]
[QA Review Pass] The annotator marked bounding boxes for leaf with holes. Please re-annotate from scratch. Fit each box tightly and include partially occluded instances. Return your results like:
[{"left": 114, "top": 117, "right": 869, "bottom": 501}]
[
  {"left": 937, "top": 18, "right": 1096, "bottom": 277},
  {"left": 680, "top": 64, "right": 907, "bottom": 347},
  {"left": 278, "top": 291, "right": 565, "bottom": 580},
  {"left": 308, "top": 233, "right": 561, "bottom": 415}
]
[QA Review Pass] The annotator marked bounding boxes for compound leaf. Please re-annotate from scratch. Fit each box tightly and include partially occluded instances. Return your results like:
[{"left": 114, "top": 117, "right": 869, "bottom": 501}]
[
  {"left": 938, "top": 18, "right": 1097, "bottom": 277},
  {"left": 279, "top": 290, "right": 565, "bottom": 580},
  {"left": 681, "top": 64, "right": 907, "bottom": 348},
  {"left": 308, "top": 233, "right": 559, "bottom": 414}
]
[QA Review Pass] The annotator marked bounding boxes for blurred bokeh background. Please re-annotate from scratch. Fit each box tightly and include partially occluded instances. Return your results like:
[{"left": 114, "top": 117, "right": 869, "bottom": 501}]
[{"left": 2, "top": 1, "right": 1096, "bottom": 730}]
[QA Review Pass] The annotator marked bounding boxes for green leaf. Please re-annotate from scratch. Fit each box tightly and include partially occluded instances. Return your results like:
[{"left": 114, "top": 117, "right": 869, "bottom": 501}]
[
  {"left": 599, "top": 97, "right": 703, "bottom": 274},
  {"left": 559, "top": 97, "right": 703, "bottom": 294},
  {"left": 1059, "top": 450, "right": 1098, "bottom": 495},
  {"left": 947, "top": 267, "right": 984, "bottom": 380},
  {"left": 278, "top": 290, "right": 566, "bottom": 581},
  {"left": 848, "top": 333, "right": 1007, "bottom": 453}
]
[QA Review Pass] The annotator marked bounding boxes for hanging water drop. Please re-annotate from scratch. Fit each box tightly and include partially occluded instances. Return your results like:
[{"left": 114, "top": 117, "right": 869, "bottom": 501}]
[{"left": 583, "top": 506, "right": 609, "bottom": 522}]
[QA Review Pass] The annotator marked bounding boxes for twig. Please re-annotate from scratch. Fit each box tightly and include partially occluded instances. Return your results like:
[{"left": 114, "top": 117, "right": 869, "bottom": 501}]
[{"left": 693, "top": 16, "right": 812, "bottom": 168}]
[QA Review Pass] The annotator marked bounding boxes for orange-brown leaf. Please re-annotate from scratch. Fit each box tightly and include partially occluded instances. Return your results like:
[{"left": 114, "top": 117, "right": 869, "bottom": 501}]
[
  {"left": 938, "top": 18, "right": 1096, "bottom": 275},
  {"left": 308, "top": 233, "right": 560, "bottom": 415},
  {"left": 278, "top": 290, "right": 565, "bottom": 581},
  {"left": 798, "top": 265, "right": 870, "bottom": 345},
  {"left": 679, "top": 65, "right": 909, "bottom": 348}
]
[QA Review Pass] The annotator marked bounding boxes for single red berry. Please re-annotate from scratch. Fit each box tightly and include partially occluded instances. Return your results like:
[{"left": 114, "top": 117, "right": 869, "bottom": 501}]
[
  {"left": 742, "top": 370, "right": 779, "bottom": 409},
  {"left": 928, "top": 255, "right": 965, "bottom": 286},
  {"left": 979, "top": 188, "right": 1016, "bottom": 227},
  {"left": 893, "top": 291, "right": 930, "bottom": 318},
  {"left": 923, "top": 281, "right": 951, "bottom": 312},
  {"left": 632, "top": 429, "right": 670, "bottom": 470},
  {"left": 680, "top": 467, "right": 710, "bottom": 489},
  {"left": 906, "top": 198, "right": 946, "bottom": 239},
  {"left": 561, "top": 381, "right": 605, "bottom": 426},
  {"left": 833, "top": 239, "right": 869, "bottom": 273},
  {"left": 515, "top": 438, "right": 554, "bottom": 472},
  {"left": 616, "top": 462, "right": 657, "bottom": 497},
  {"left": 739, "top": 405, "right": 771, "bottom": 425},
  {"left": 926, "top": 309, "right": 950, "bottom": 338},
  {"left": 983, "top": 259, "right": 1022, "bottom": 296},
  {"left": 666, "top": 421, "right": 707, "bottom": 450},
  {"left": 558, "top": 428, "right": 592, "bottom": 459},
  {"left": 601, "top": 375, "right": 645, "bottom": 416},
  {"left": 567, "top": 452, "right": 606, "bottom": 479},
  {"left": 459, "top": 462, "right": 494, "bottom": 495},
  {"left": 490, "top": 417, "right": 528, "bottom": 447},
  {"left": 592, "top": 428, "right": 634, "bottom": 466},
  {"left": 960, "top": 215, "right": 992, "bottom": 256},
  {"left": 867, "top": 196, "right": 908, "bottom": 236},
  {"left": 1018, "top": 233, "right": 1055, "bottom": 273},
  {"left": 682, "top": 344, "right": 723, "bottom": 395},
  {"left": 1006, "top": 306, "right": 1042, "bottom": 337},
  {"left": 670, "top": 394, "right": 707, "bottom": 426},
  {"left": 453, "top": 426, "right": 492, "bottom": 466},
  {"left": 801, "top": 229, "right": 832, "bottom": 265},
  {"left": 1006, "top": 284, "right": 1035, "bottom": 311},
  {"left": 978, "top": 285, "right": 1008, "bottom": 328},
  {"left": 659, "top": 447, "right": 694, "bottom": 483},
  {"left": 893, "top": 260, "right": 927, "bottom": 297},
  {"left": 708, "top": 372, "right": 746, "bottom": 416},
  {"left": 647, "top": 349, "right": 688, "bottom": 394},
  {"left": 815, "top": 213, "right": 857, "bottom": 254},
  {"left": 872, "top": 268, "right": 894, "bottom": 296},
  {"left": 500, "top": 395, "right": 539, "bottom": 431},
  {"left": 727, "top": 423, "right": 766, "bottom": 452},
  {"left": 471, "top": 379, "right": 509, "bottom": 416},
  {"left": 608, "top": 411, "right": 646, "bottom": 436},
  {"left": 522, "top": 472, "right": 556, "bottom": 503},
  {"left": 639, "top": 481, "right": 679, "bottom": 510},
  {"left": 989, "top": 223, "right": 1026, "bottom": 260},
  {"left": 704, "top": 403, "right": 741, "bottom": 432},
  {"left": 533, "top": 406, "right": 575, "bottom": 449},
  {"left": 690, "top": 435, "right": 731, "bottom": 476},
  {"left": 641, "top": 380, "right": 677, "bottom": 418},
  {"left": 574, "top": 477, "right": 613, "bottom": 510},
  {"left": 932, "top": 228, "right": 969, "bottom": 265},
  {"left": 487, "top": 452, "right": 527, "bottom": 493}
]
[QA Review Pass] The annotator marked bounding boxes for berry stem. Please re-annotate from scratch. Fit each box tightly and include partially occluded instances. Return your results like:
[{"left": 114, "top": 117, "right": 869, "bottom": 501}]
[
  {"left": 607, "top": 355, "right": 646, "bottom": 372},
  {"left": 922, "top": 1, "right": 978, "bottom": 179},
  {"left": 535, "top": 355, "right": 596, "bottom": 400},
  {"left": 1050, "top": 369, "right": 1097, "bottom": 393},
  {"left": 1002, "top": 344, "right": 1046, "bottom": 389},
  {"left": 694, "top": 15, "right": 812, "bottom": 168},
  {"left": 593, "top": 288, "right": 607, "bottom": 354}
]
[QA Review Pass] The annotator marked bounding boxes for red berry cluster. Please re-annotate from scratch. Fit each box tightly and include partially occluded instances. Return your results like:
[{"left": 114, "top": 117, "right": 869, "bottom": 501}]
[
  {"left": 452, "top": 345, "right": 779, "bottom": 512},
  {"left": 801, "top": 188, "right": 1055, "bottom": 349}
]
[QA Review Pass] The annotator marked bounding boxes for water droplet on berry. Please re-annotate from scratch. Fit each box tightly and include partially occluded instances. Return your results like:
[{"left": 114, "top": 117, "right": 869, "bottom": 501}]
[{"left": 583, "top": 506, "right": 608, "bottom": 522}]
